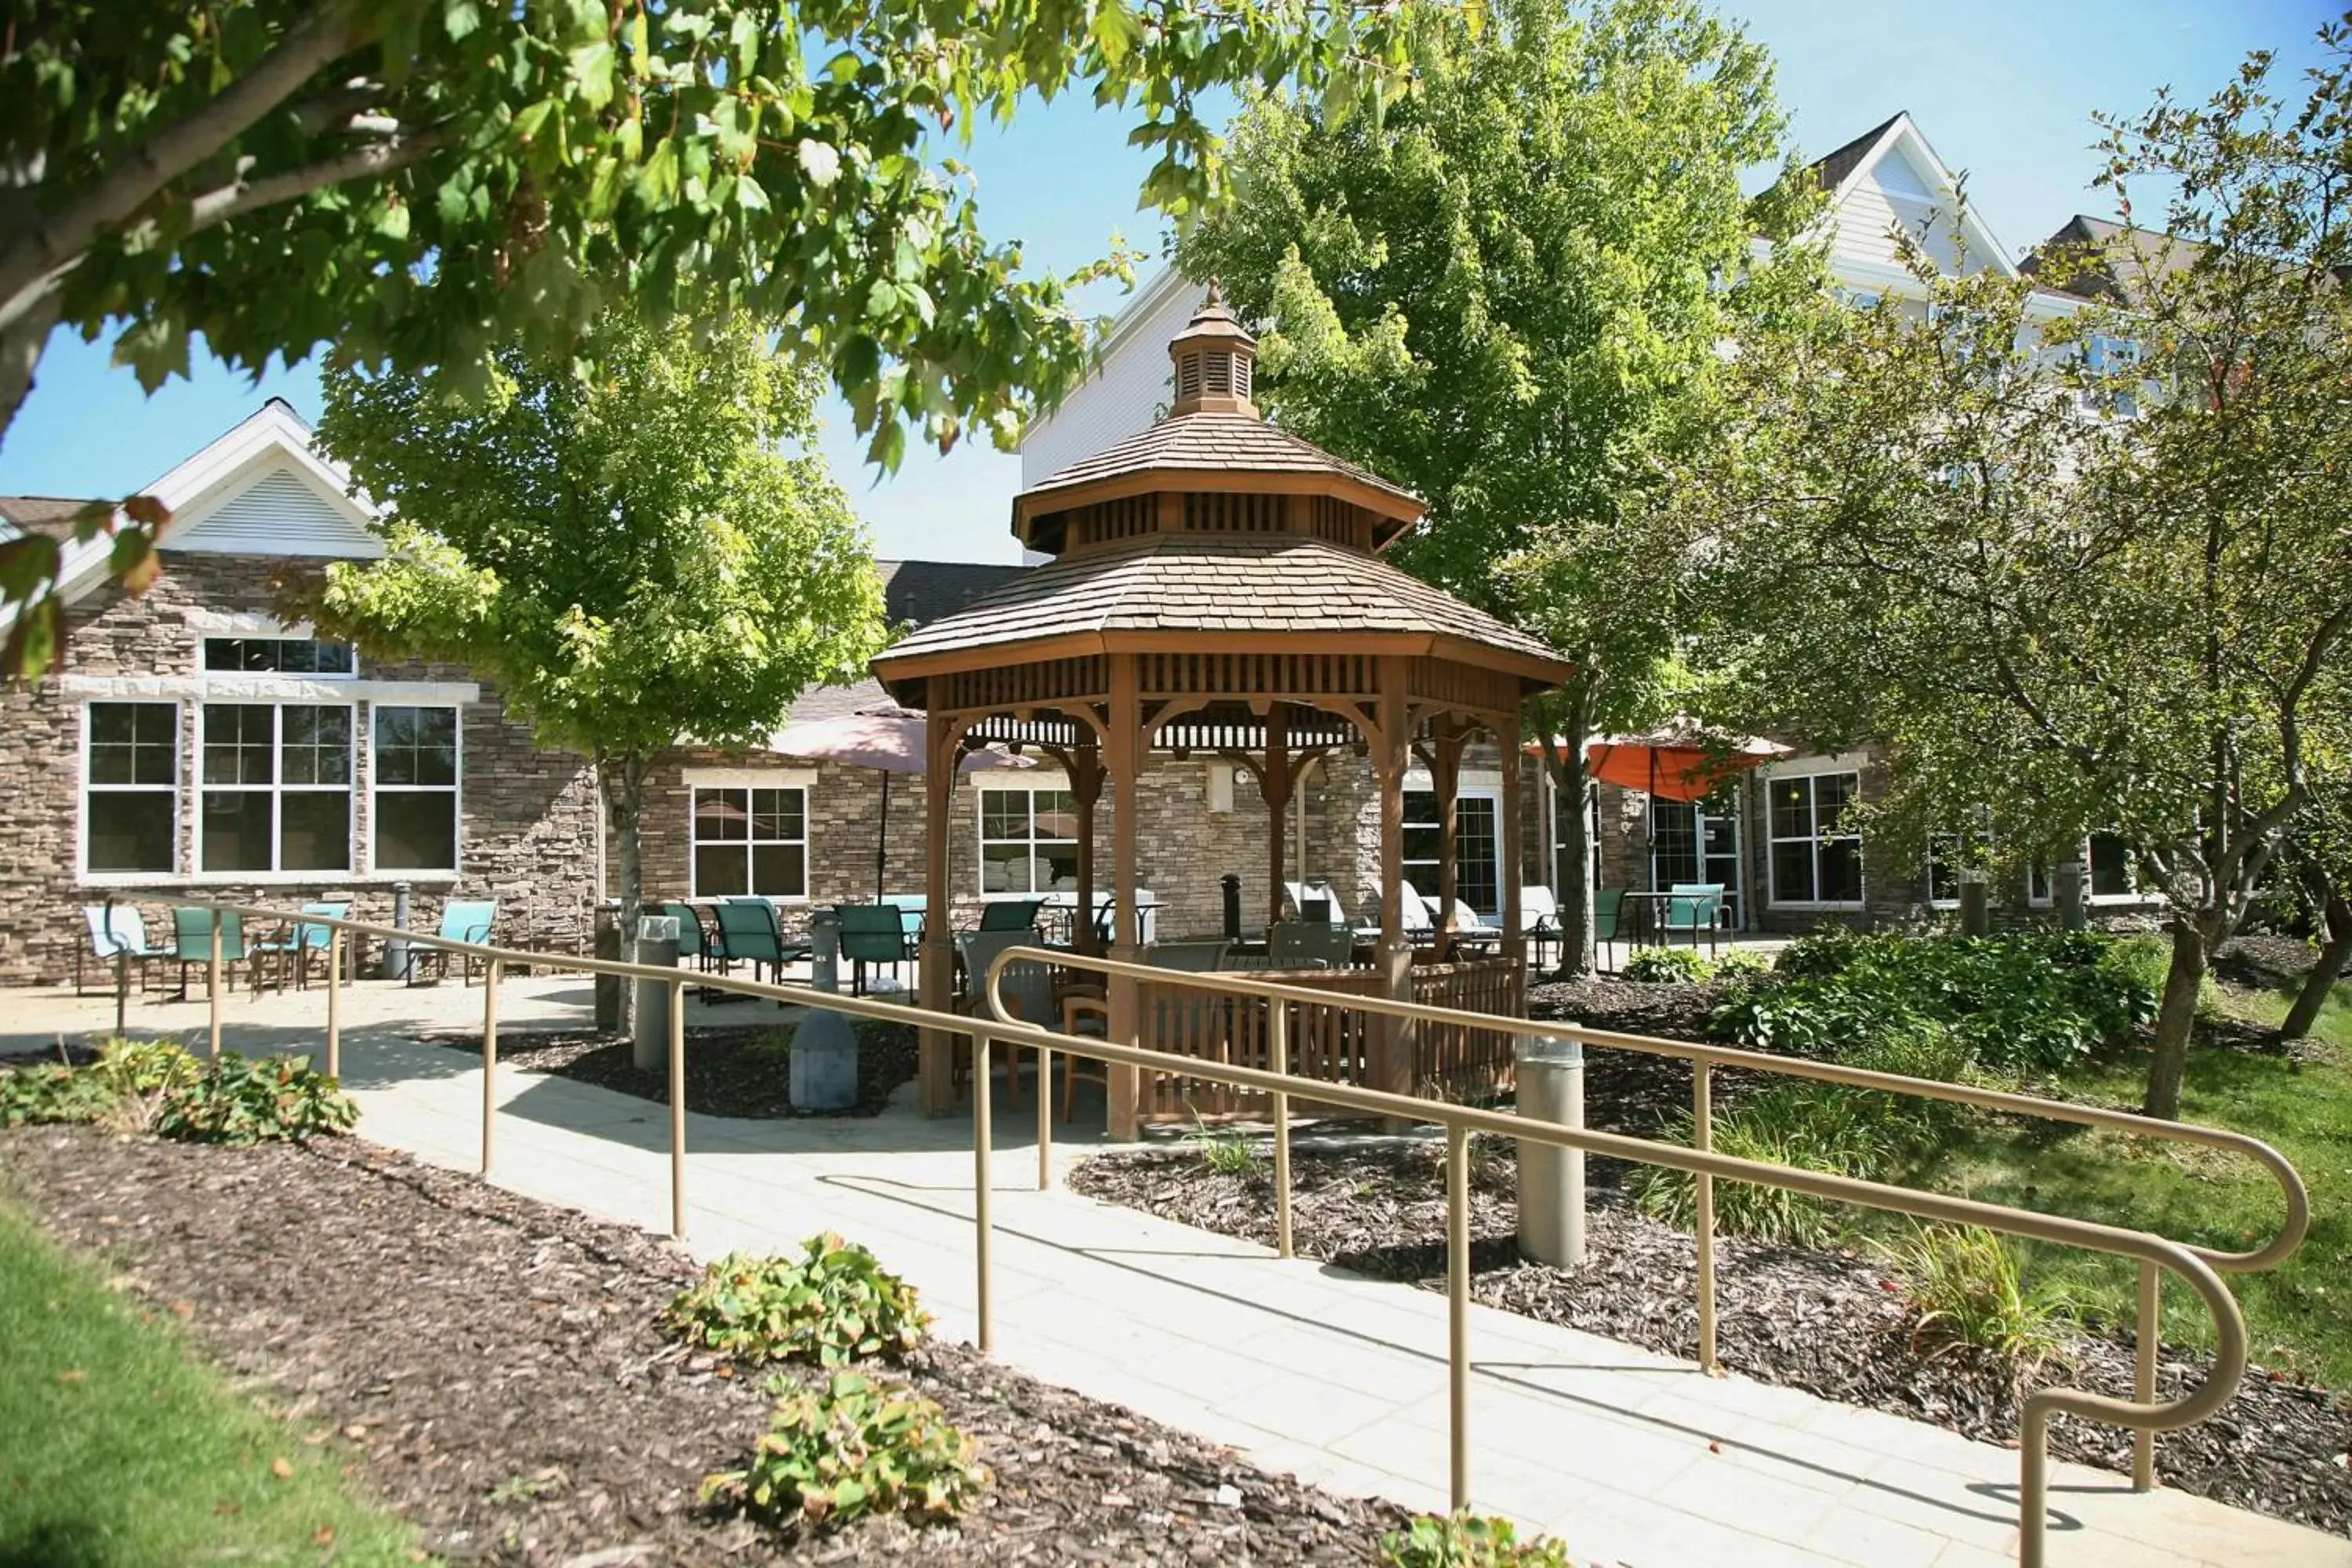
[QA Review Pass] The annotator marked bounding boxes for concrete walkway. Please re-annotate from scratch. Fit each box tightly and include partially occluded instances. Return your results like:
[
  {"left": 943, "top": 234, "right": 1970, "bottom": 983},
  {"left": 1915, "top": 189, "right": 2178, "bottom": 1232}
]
[{"left": 4, "top": 976, "right": 2346, "bottom": 1568}]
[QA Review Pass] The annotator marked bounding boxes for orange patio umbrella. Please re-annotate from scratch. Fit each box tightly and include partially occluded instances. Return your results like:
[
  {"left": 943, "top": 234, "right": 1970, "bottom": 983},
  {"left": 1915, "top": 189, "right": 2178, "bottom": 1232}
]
[{"left": 1530, "top": 721, "right": 1791, "bottom": 804}]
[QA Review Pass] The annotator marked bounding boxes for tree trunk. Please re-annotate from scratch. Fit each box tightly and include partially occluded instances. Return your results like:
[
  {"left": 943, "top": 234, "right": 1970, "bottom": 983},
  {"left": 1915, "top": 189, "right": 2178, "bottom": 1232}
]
[
  {"left": 2143, "top": 919, "right": 2208, "bottom": 1120},
  {"left": 1549, "top": 681, "right": 1597, "bottom": 978},
  {"left": 2281, "top": 890, "right": 2352, "bottom": 1042},
  {"left": 605, "top": 757, "right": 648, "bottom": 1033},
  {"left": 0, "top": 286, "right": 60, "bottom": 451}
]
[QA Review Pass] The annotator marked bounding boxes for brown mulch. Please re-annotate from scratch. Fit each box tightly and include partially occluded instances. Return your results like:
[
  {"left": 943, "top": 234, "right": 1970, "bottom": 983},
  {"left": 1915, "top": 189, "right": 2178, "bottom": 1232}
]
[
  {"left": 1070, "top": 1143, "right": 2352, "bottom": 1538},
  {"left": 414, "top": 1022, "right": 919, "bottom": 1120},
  {"left": 0, "top": 1126, "right": 1411, "bottom": 1565},
  {"left": 2216, "top": 932, "right": 2328, "bottom": 989}
]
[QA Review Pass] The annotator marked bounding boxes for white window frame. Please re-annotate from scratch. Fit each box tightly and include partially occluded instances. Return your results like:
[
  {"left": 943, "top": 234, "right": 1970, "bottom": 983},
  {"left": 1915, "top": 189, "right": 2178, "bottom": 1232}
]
[
  {"left": 194, "top": 700, "right": 357, "bottom": 880},
  {"left": 368, "top": 703, "right": 463, "bottom": 876},
  {"left": 2022, "top": 835, "right": 2147, "bottom": 909},
  {"left": 1762, "top": 757, "right": 1866, "bottom": 911},
  {"left": 688, "top": 782, "right": 811, "bottom": 902},
  {"left": 1397, "top": 782, "right": 1506, "bottom": 919},
  {"left": 79, "top": 699, "right": 183, "bottom": 883},
  {"left": 975, "top": 780, "right": 1081, "bottom": 899}
]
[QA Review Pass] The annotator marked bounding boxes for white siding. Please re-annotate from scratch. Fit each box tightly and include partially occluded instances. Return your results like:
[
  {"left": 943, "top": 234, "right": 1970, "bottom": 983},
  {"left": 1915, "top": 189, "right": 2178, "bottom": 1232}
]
[
  {"left": 1019, "top": 276, "right": 1207, "bottom": 487},
  {"left": 169, "top": 463, "right": 383, "bottom": 559}
]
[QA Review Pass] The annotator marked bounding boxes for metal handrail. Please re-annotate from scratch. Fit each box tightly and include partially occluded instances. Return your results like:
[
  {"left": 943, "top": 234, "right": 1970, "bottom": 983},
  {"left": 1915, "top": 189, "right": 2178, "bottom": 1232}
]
[{"left": 149, "top": 900, "right": 2293, "bottom": 1568}]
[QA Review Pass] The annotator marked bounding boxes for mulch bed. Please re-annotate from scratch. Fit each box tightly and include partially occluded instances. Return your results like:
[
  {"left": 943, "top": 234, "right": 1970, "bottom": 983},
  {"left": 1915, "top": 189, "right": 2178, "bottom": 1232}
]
[
  {"left": 416, "top": 1022, "right": 919, "bottom": 1120},
  {"left": 1, "top": 1125, "right": 1411, "bottom": 1565},
  {"left": 1070, "top": 1143, "right": 2352, "bottom": 1538}
]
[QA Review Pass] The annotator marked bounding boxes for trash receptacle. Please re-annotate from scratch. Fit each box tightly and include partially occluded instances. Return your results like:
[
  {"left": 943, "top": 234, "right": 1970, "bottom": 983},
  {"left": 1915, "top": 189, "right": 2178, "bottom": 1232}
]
[
  {"left": 631, "top": 915, "right": 681, "bottom": 1073},
  {"left": 1515, "top": 1036, "right": 1587, "bottom": 1268},
  {"left": 593, "top": 906, "right": 622, "bottom": 1031}
]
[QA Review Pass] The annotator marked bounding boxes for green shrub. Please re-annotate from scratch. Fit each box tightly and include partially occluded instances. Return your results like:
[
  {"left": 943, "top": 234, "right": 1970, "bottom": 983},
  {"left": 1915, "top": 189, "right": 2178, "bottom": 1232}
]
[
  {"left": 1707, "top": 931, "right": 2158, "bottom": 1075},
  {"left": 0, "top": 1063, "right": 114, "bottom": 1128},
  {"left": 665, "top": 1236, "right": 931, "bottom": 1368},
  {"left": 1628, "top": 1083, "right": 1893, "bottom": 1247},
  {"left": 1378, "top": 1512, "right": 1570, "bottom": 1567},
  {"left": 1622, "top": 946, "right": 1714, "bottom": 984},
  {"left": 1712, "top": 948, "right": 1773, "bottom": 980},
  {"left": 150, "top": 1054, "right": 358, "bottom": 1145},
  {"left": 1185, "top": 1109, "right": 1260, "bottom": 1175},
  {"left": 702, "top": 1370, "right": 987, "bottom": 1529},
  {"left": 89, "top": 1037, "right": 202, "bottom": 1097},
  {"left": 1885, "top": 1224, "right": 2071, "bottom": 1368}
]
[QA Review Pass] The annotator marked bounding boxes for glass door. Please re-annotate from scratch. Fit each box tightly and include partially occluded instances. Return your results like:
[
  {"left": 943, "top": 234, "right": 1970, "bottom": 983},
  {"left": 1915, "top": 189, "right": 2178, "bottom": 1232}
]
[{"left": 1648, "top": 792, "right": 1744, "bottom": 927}]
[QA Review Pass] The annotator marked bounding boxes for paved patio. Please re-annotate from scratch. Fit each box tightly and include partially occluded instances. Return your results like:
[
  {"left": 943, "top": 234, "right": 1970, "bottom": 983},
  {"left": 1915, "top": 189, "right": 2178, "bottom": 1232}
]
[{"left": 3, "top": 975, "right": 2344, "bottom": 1568}]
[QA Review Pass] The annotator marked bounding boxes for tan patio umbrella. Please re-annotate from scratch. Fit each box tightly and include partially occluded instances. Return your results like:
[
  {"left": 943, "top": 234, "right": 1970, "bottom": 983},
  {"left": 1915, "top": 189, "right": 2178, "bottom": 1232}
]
[{"left": 768, "top": 706, "right": 1035, "bottom": 901}]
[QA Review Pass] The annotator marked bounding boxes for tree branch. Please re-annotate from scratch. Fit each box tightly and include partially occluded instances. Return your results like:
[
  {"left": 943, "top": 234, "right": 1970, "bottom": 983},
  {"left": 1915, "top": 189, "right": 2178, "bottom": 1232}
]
[
  {"left": 0, "top": 0, "right": 368, "bottom": 327},
  {"left": 183, "top": 124, "right": 456, "bottom": 234}
]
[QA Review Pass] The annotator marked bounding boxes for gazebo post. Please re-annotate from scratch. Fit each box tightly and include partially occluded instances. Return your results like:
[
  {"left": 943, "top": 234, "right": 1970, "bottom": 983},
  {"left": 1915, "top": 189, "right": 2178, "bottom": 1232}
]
[
  {"left": 920, "top": 712, "right": 959, "bottom": 1116},
  {"left": 1071, "top": 741, "right": 1104, "bottom": 956},
  {"left": 1501, "top": 707, "right": 1525, "bottom": 967},
  {"left": 1106, "top": 654, "right": 1144, "bottom": 1138},
  {"left": 1371, "top": 657, "right": 1416, "bottom": 1103},
  {"left": 1261, "top": 702, "right": 1293, "bottom": 933}
]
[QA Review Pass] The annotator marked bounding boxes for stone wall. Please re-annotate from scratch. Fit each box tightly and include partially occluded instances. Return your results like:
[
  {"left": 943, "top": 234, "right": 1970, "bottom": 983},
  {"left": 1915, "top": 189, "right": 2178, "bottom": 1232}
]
[{"left": 0, "top": 551, "right": 599, "bottom": 985}]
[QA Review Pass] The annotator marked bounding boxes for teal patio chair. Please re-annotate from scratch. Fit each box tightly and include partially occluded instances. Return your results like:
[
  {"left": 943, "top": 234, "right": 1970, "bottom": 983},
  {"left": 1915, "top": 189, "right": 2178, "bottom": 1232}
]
[
  {"left": 710, "top": 898, "right": 804, "bottom": 984},
  {"left": 658, "top": 902, "right": 711, "bottom": 971},
  {"left": 256, "top": 902, "right": 350, "bottom": 989},
  {"left": 410, "top": 898, "right": 498, "bottom": 985},
  {"left": 1664, "top": 883, "right": 1728, "bottom": 956},
  {"left": 1594, "top": 888, "right": 1625, "bottom": 971},
  {"left": 837, "top": 903, "right": 913, "bottom": 995},
  {"left": 170, "top": 907, "right": 251, "bottom": 1000},
  {"left": 978, "top": 898, "right": 1046, "bottom": 935},
  {"left": 80, "top": 904, "right": 169, "bottom": 996}
]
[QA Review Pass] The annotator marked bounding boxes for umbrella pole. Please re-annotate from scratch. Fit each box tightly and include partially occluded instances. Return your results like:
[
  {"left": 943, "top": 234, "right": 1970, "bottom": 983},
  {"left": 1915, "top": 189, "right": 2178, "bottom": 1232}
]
[{"left": 877, "top": 771, "right": 891, "bottom": 903}]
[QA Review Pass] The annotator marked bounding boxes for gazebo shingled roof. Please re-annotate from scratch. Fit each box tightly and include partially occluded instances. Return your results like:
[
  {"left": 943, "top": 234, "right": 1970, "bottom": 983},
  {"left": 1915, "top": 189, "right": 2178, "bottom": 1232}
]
[{"left": 873, "top": 281, "right": 1572, "bottom": 1133}]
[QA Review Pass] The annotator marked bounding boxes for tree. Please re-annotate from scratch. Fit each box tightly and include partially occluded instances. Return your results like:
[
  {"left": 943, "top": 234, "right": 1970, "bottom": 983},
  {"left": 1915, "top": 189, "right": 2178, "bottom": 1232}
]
[
  {"left": 0, "top": 0, "right": 1414, "bottom": 674},
  {"left": 304, "top": 309, "right": 887, "bottom": 1018},
  {"left": 1671, "top": 30, "right": 2352, "bottom": 1116},
  {"left": 1173, "top": 0, "right": 1819, "bottom": 972},
  {"left": 2277, "top": 759, "right": 2352, "bottom": 1043}
]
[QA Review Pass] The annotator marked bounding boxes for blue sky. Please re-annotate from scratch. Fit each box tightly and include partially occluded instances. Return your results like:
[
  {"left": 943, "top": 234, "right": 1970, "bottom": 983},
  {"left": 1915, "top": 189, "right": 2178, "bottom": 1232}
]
[{"left": 2, "top": 0, "right": 2335, "bottom": 564}]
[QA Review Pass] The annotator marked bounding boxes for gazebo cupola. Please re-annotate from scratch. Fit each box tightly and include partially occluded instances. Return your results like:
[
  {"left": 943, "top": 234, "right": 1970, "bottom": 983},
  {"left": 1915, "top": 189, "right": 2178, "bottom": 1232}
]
[
  {"left": 1168, "top": 278, "right": 1258, "bottom": 416},
  {"left": 873, "top": 285, "right": 1575, "bottom": 1134}
]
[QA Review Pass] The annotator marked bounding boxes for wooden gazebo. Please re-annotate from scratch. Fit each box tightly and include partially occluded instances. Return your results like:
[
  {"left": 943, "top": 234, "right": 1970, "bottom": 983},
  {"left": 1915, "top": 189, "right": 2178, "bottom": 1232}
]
[{"left": 873, "top": 285, "right": 1573, "bottom": 1132}]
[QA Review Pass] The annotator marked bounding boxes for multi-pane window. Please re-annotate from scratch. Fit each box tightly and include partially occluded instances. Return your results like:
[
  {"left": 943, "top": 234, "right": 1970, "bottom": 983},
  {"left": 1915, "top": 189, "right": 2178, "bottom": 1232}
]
[
  {"left": 373, "top": 706, "right": 459, "bottom": 870},
  {"left": 2089, "top": 832, "right": 2135, "bottom": 898},
  {"left": 691, "top": 786, "right": 807, "bottom": 898},
  {"left": 979, "top": 788, "right": 1078, "bottom": 895},
  {"left": 201, "top": 636, "right": 355, "bottom": 676},
  {"left": 1767, "top": 771, "right": 1862, "bottom": 906},
  {"left": 199, "top": 703, "right": 352, "bottom": 872},
  {"left": 85, "top": 702, "right": 180, "bottom": 873},
  {"left": 1403, "top": 789, "right": 1501, "bottom": 918}
]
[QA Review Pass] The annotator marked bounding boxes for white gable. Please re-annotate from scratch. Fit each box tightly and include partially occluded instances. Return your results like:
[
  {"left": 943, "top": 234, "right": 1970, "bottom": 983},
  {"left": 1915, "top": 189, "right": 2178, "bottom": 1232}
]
[
  {"left": 169, "top": 459, "right": 383, "bottom": 557},
  {"left": 1820, "top": 115, "right": 2017, "bottom": 285}
]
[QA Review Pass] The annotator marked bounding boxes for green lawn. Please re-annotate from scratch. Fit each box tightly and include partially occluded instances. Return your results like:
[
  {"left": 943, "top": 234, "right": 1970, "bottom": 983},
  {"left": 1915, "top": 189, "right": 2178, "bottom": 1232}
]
[
  {"left": 0, "top": 1199, "right": 422, "bottom": 1568},
  {"left": 1895, "top": 977, "right": 2352, "bottom": 1385}
]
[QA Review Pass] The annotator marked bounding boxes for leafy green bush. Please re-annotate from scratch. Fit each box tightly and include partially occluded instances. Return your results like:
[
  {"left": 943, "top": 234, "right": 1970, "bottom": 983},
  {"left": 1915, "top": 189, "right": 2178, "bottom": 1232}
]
[
  {"left": 0, "top": 1063, "right": 114, "bottom": 1128},
  {"left": 1712, "top": 948, "right": 1773, "bottom": 979},
  {"left": 702, "top": 1370, "right": 987, "bottom": 1529},
  {"left": 1708, "top": 931, "right": 2158, "bottom": 1074},
  {"left": 90, "top": 1037, "right": 203, "bottom": 1098},
  {"left": 665, "top": 1236, "right": 931, "bottom": 1368},
  {"left": 1628, "top": 1083, "right": 1893, "bottom": 1247},
  {"left": 1378, "top": 1512, "right": 1570, "bottom": 1567},
  {"left": 1622, "top": 946, "right": 1714, "bottom": 984},
  {"left": 150, "top": 1054, "right": 358, "bottom": 1145},
  {"left": 1885, "top": 1225, "right": 2071, "bottom": 1368}
]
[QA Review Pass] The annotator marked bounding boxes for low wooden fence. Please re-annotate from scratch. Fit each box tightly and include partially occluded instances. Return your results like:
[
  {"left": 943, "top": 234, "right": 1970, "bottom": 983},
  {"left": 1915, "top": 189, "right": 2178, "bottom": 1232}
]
[{"left": 1135, "top": 954, "right": 1525, "bottom": 1120}]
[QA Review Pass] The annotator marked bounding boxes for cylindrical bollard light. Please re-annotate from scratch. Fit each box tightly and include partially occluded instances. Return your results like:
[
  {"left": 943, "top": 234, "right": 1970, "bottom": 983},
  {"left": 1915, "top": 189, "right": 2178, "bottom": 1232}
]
[
  {"left": 631, "top": 915, "right": 681, "bottom": 1072},
  {"left": 383, "top": 880, "right": 412, "bottom": 981},
  {"left": 1515, "top": 1035, "right": 1587, "bottom": 1268},
  {"left": 792, "top": 909, "right": 858, "bottom": 1110}
]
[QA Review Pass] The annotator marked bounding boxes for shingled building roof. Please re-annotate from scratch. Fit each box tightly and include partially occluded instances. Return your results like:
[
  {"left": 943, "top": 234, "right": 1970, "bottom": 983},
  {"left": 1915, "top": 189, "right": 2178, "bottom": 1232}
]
[
  {"left": 878, "top": 532, "right": 1562, "bottom": 675},
  {"left": 1024, "top": 411, "right": 1419, "bottom": 513}
]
